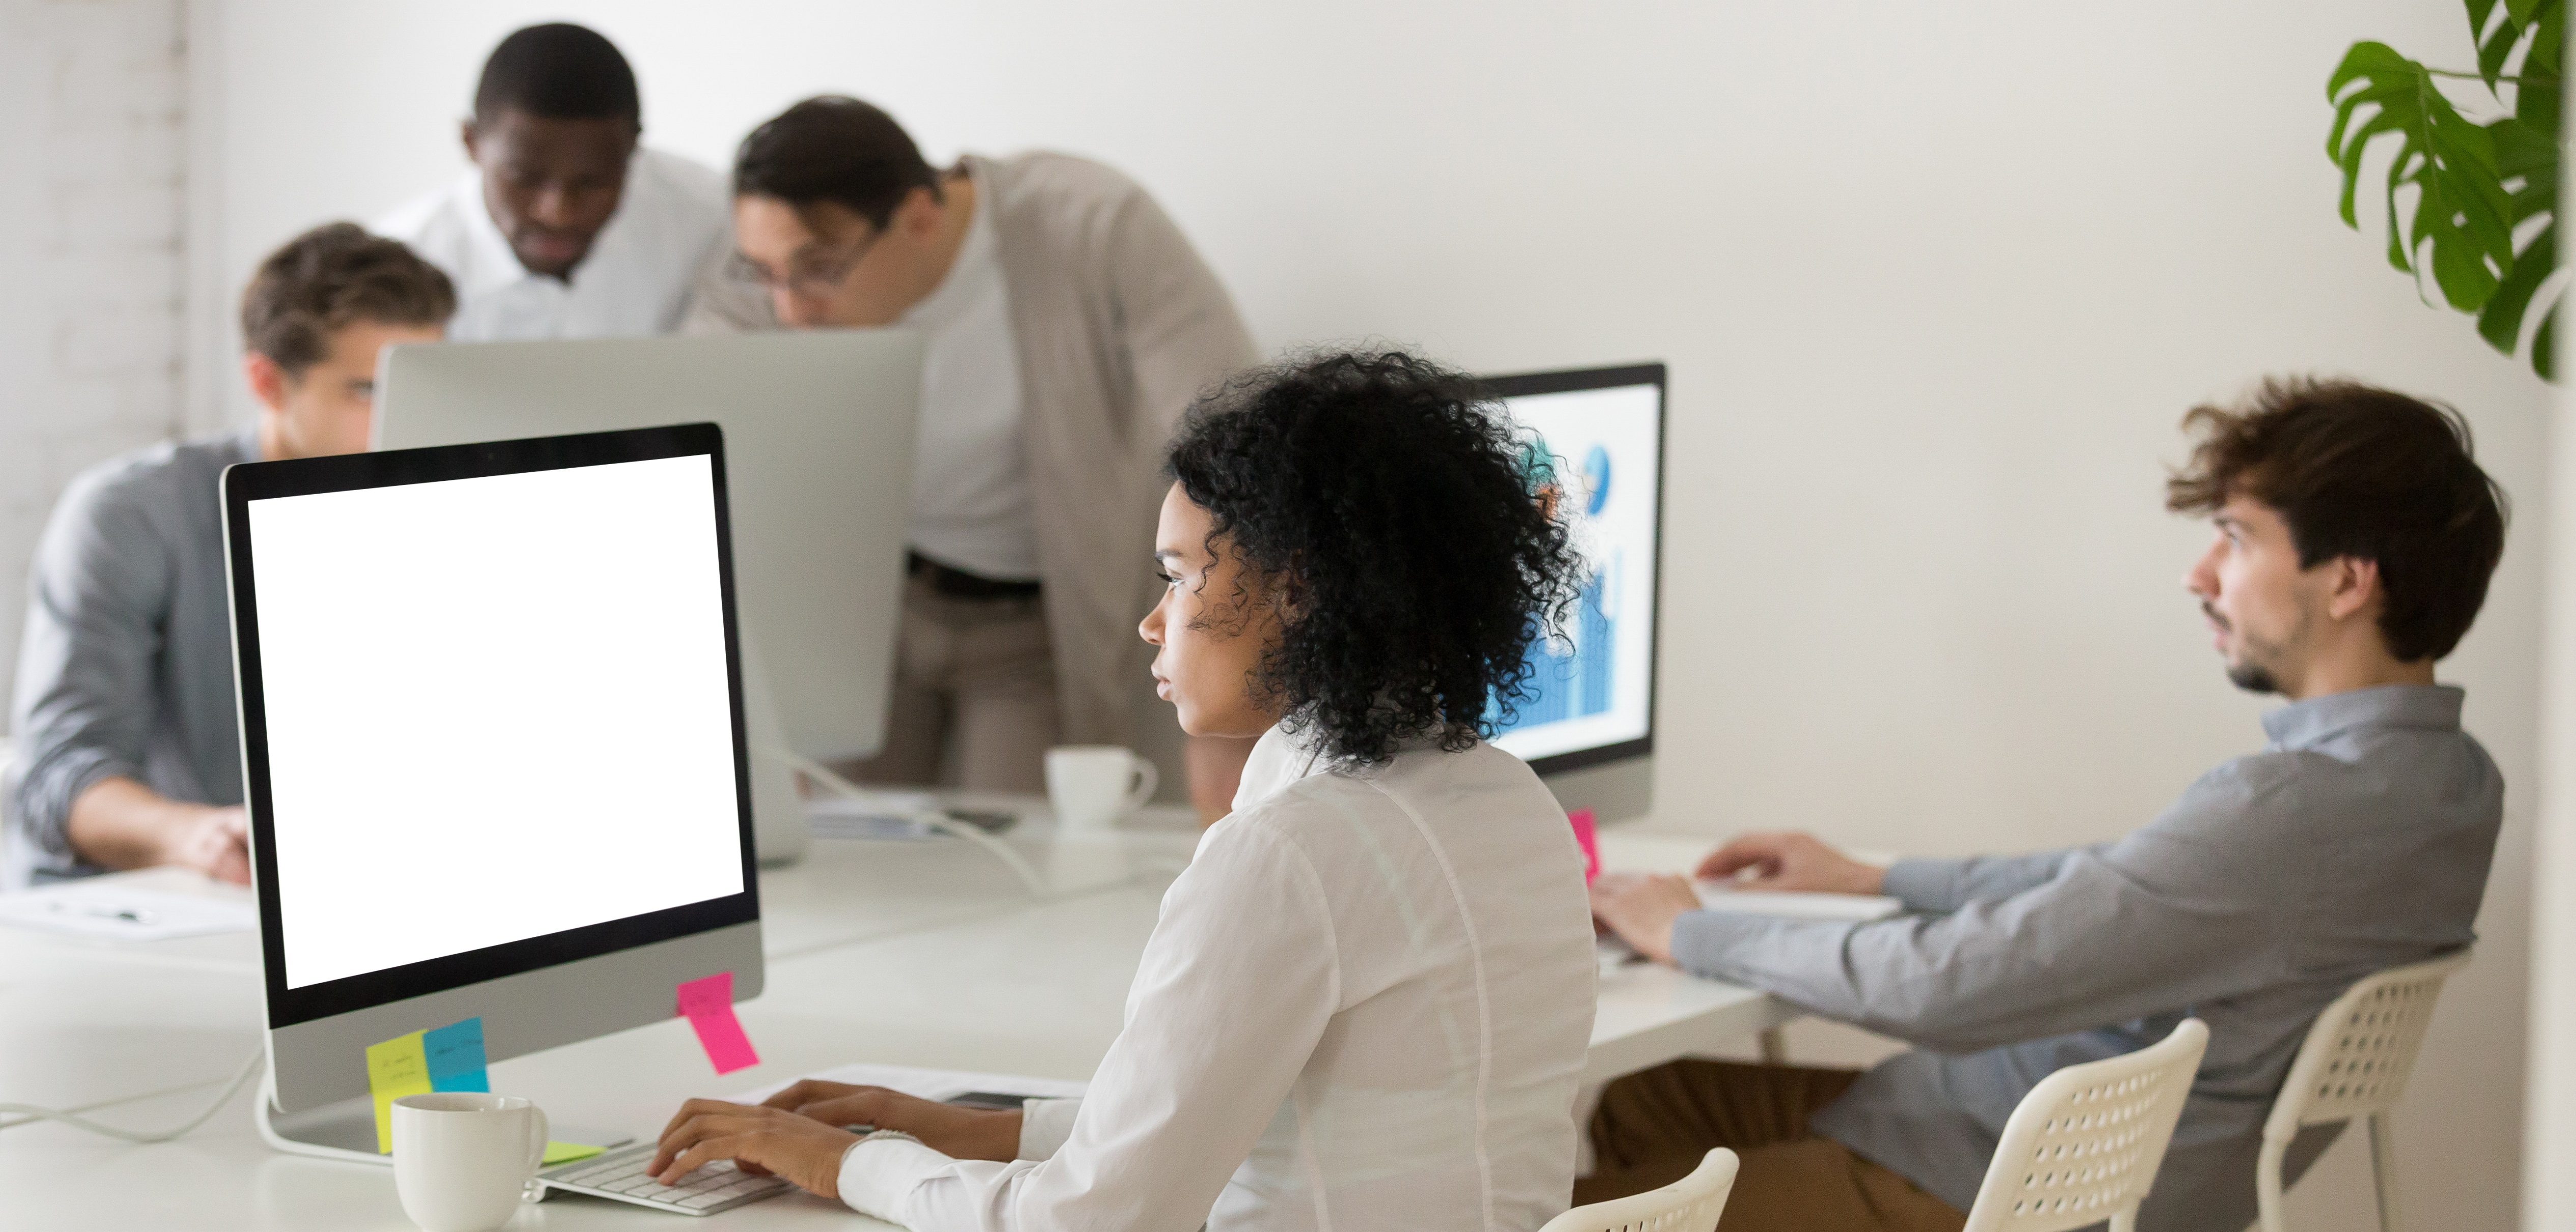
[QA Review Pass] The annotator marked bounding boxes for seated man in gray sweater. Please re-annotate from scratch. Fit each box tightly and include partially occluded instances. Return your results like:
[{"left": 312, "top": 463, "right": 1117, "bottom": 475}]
[
  {"left": 7, "top": 223, "right": 453, "bottom": 885},
  {"left": 1588, "top": 378, "right": 2507, "bottom": 1232}
]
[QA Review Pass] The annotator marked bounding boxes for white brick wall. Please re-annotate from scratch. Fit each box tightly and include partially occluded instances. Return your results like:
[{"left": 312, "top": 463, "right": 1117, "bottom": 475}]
[{"left": 0, "top": 0, "right": 189, "bottom": 715}]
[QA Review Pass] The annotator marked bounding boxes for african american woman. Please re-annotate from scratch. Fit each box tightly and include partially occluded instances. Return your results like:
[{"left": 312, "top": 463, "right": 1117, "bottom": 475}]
[{"left": 648, "top": 351, "right": 1602, "bottom": 1231}]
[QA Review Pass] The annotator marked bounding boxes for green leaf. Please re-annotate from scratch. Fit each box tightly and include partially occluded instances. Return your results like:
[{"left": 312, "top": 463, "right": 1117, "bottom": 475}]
[
  {"left": 2338, "top": 110, "right": 2411, "bottom": 227},
  {"left": 2328, "top": 25, "right": 2560, "bottom": 380},
  {"left": 2330, "top": 43, "right": 2520, "bottom": 298},
  {"left": 2477, "top": 220, "right": 2554, "bottom": 351},
  {"left": 2516, "top": 59, "right": 2561, "bottom": 132},
  {"left": 2530, "top": 1, "right": 2564, "bottom": 74},
  {"left": 2473, "top": 0, "right": 2518, "bottom": 87},
  {"left": 2507, "top": 0, "right": 2545, "bottom": 26}
]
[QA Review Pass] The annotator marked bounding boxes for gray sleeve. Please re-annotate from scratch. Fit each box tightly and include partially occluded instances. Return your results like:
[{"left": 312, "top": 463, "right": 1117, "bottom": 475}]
[
  {"left": 1103, "top": 186, "right": 1259, "bottom": 445},
  {"left": 9, "top": 472, "right": 173, "bottom": 864},
  {"left": 1879, "top": 846, "right": 2099, "bottom": 913},
  {"left": 1671, "top": 767, "right": 2289, "bottom": 1052}
]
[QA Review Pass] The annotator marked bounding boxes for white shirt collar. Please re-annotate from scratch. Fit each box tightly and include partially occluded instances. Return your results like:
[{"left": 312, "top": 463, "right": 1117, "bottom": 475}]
[{"left": 1230, "top": 723, "right": 1333, "bottom": 815}]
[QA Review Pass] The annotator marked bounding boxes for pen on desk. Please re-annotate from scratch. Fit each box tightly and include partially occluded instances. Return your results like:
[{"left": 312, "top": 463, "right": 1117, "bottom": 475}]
[{"left": 48, "top": 902, "right": 159, "bottom": 925}]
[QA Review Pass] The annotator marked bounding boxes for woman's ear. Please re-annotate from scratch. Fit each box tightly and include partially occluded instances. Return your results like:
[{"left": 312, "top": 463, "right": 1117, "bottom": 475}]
[{"left": 1269, "top": 564, "right": 1308, "bottom": 623}]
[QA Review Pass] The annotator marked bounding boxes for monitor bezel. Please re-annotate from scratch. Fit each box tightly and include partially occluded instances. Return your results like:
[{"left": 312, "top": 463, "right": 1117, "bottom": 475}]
[
  {"left": 223, "top": 422, "right": 760, "bottom": 1029},
  {"left": 1479, "top": 362, "right": 1667, "bottom": 778}
]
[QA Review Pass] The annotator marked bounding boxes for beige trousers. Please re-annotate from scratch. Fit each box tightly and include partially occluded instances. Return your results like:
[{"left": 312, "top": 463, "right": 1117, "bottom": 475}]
[
  {"left": 848, "top": 573, "right": 1061, "bottom": 793},
  {"left": 1578, "top": 1060, "right": 1967, "bottom": 1232}
]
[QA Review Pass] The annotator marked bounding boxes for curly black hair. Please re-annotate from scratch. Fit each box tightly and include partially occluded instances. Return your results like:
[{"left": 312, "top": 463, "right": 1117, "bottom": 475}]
[{"left": 1165, "top": 350, "right": 1588, "bottom": 765}]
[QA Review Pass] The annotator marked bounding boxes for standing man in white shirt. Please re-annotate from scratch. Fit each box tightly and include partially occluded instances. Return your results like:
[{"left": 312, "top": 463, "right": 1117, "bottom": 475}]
[
  {"left": 375, "top": 23, "right": 726, "bottom": 341},
  {"left": 688, "top": 96, "right": 1261, "bottom": 815}
]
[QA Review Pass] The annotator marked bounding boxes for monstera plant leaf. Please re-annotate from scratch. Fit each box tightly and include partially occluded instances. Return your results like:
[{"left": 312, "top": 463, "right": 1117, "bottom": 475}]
[{"left": 2329, "top": 0, "right": 2563, "bottom": 379}]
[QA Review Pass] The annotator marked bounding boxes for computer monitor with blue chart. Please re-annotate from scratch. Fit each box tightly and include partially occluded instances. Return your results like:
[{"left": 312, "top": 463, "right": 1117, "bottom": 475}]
[{"left": 1482, "top": 363, "right": 1666, "bottom": 824}]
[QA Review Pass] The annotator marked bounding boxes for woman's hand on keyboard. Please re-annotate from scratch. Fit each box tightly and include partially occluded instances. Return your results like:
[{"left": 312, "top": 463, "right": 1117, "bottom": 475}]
[
  {"left": 649, "top": 1100, "right": 861, "bottom": 1197},
  {"left": 760, "top": 1080, "right": 1022, "bottom": 1162}
]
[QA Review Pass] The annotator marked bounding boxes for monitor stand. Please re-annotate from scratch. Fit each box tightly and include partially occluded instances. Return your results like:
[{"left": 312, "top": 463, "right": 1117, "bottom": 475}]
[{"left": 256, "top": 1069, "right": 634, "bottom": 1165}]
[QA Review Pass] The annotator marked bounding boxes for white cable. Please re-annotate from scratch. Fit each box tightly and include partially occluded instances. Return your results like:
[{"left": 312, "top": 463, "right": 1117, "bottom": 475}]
[
  {"left": 772, "top": 749, "right": 1052, "bottom": 895},
  {"left": 0, "top": 1046, "right": 265, "bottom": 1142}
]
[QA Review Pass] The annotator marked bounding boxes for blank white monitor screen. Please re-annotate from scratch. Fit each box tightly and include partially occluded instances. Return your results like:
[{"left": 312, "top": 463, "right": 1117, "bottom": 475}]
[
  {"left": 1487, "top": 380, "right": 1661, "bottom": 764},
  {"left": 246, "top": 454, "right": 745, "bottom": 989}
]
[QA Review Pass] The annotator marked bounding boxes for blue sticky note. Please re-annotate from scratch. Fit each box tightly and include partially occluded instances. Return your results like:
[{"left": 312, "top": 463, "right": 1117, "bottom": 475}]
[{"left": 423, "top": 1017, "right": 490, "bottom": 1093}]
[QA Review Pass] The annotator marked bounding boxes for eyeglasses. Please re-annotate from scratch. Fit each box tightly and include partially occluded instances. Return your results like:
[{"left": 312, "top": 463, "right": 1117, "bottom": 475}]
[{"left": 724, "top": 227, "right": 885, "bottom": 298}]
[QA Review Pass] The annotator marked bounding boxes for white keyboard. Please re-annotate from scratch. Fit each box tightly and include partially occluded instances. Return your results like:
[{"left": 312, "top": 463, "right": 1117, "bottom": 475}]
[{"left": 541, "top": 1143, "right": 794, "bottom": 1216}]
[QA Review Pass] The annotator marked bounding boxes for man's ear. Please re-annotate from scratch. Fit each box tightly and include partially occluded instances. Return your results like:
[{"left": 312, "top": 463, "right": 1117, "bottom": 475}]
[
  {"left": 2324, "top": 555, "right": 2384, "bottom": 623},
  {"left": 899, "top": 183, "right": 944, "bottom": 239},
  {"left": 460, "top": 118, "right": 481, "bottom": 164},
  {"left": 243, "top": 351, "right": 293, "bottom": 414}
]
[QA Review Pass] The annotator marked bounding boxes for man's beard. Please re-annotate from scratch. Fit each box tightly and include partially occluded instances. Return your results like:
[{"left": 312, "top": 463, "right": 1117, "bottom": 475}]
[
  {"left": 2204, "top": 601, "right": 2290, "bottom": 695},
  {"left": 2226, "top": 660, "right": 2283, "bottom": 695}
]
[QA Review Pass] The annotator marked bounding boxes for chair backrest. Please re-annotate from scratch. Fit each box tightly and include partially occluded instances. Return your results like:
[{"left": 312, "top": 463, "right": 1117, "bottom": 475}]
[
  {"left": 1540, "top": 1148, "right": 1740, "bottom": 1232},
  {"left": 1962, "top": 1018, "right": 2209, "bottom": 1232},
  {"left": 2263, "top": 951, "right": 2469, "bottom": 1141}
]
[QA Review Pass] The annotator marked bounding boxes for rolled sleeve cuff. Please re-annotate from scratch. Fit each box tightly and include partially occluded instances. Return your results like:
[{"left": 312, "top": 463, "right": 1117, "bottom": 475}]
[
  {"left": 1877, "top": 858, "right": 1966, "bottom": 914},
  {"left": 837, "top": 1136, "right": 955, "bottom": 1222},
  {"left": 1668, "top": 909, "right": 1782, "bottom": 981},
  {"left": 13, "top": 744, "right": 135, "bottom": 864},
  {"left": 1017, "top": 1097, "right": 1081, "bottom": 1161}
]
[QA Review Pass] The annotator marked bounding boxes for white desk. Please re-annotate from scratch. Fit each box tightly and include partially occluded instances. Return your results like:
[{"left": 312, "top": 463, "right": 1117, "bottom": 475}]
[{"left": 0, "top": 810, "right": 1770, "bottom": 1229}]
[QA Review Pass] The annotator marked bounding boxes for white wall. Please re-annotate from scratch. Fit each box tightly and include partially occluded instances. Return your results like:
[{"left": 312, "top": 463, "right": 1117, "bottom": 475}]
[
  {"left": 0, "top": 0, "right": 188, "bottom": 710},
  {"left": 202, "top": 2, "right": 2550, "bottom": 1227}
]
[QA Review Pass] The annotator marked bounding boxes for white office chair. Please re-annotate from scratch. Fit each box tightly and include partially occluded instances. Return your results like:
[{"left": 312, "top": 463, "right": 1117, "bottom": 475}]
[
  {"left": 1960, "top": 1018, "right": 2208, "bottom": 1232},
  {"left": 1541, "top": 1148, "right": 1740, "bottom": 1232},
  {"left": 2254, "top": 951, "right": 2469, "bottom": 1232}
]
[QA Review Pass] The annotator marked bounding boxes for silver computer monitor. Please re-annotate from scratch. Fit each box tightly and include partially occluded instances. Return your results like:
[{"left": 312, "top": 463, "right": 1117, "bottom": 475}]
[
  {"left": 1483, "top": 363, "right": 1666, "bottom": 823},
  {"left": 224, "top": 423, "right": 761, "bottom": 1160},
  {"left": 375, "top": 331, "right": 923, "bottom": 864}
]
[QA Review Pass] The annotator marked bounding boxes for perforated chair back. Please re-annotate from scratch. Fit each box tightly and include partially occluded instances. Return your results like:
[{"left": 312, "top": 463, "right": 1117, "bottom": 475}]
[
  {"left": 2254, "top": 951, "right": 2470, "bottom": 1232},
  {"left": 1540, "top": 1148, "right": 1739, "bottom": 1232},
  {"left": 1960, "top": 1018, "right": 2208, "bottom": 1232}
]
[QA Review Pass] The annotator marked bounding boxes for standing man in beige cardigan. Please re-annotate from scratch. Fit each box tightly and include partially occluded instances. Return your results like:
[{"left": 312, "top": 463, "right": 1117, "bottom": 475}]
[{"left": 687, "top": 96, "right": 1258, "bottom": 819}]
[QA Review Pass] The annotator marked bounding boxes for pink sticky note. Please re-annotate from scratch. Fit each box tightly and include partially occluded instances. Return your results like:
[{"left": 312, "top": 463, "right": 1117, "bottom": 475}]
[
  {"left": 676, "top": 971, "right": 761, "bottom": 1075},
  {"left": 1568, "top": 809, "right": 1601, "bottom": 884}
]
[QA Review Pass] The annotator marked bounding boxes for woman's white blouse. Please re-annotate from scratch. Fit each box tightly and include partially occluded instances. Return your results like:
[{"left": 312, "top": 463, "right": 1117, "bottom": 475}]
[{"left": 837, "top": 724, "right": 1599, "bottom": 1230}]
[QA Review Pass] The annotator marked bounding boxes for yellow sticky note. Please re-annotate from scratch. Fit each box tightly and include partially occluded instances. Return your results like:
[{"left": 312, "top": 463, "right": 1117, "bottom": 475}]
[
  {"left": 365, "top": 1030, "right": 433, "bottom": 1154},
  {"left": 544, "top": 1140, "right": 606, "bottom": 1166}
]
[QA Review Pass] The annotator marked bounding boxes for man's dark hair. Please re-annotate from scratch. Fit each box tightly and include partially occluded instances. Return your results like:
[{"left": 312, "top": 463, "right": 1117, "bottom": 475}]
[
  {"left": 240, "top": 223, "right": 455, "bottom": 377},
  {"left": 1166, "top": 351, "right": 1589, "bottom": 765},
  {"left": 732, "top": 96, "right": 942, "bottom": 229},
  {"left": 2166, "top": 377, "right": 2508, "bottom": 662},
  {"left": 472, "top": 23, "right": 640, "bottom": 126}
]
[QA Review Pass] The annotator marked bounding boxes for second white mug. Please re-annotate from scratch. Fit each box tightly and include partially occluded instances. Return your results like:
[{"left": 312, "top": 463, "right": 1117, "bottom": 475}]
[{"left": 1045, "top": 746, "right": 1158, "bottom": 830}]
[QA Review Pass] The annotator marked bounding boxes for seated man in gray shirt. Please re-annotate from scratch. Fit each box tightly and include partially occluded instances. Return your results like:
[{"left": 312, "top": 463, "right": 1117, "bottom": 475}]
[
  {"left": 1588, "top": 378, "right": 2507, "bottom": 1232},
  {"left": 7, "top": 223, "right": 454, "bottom": 885}
]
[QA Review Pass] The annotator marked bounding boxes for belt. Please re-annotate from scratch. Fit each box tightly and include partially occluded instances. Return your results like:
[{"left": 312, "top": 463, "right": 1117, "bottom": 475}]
[{"left": 908, "top": 551, "right": 1043, "bottom": 601}]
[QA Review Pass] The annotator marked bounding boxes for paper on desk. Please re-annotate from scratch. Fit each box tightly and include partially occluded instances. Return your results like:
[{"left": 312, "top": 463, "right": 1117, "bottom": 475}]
[
  {"left": 731, "top": 1062, "right": 1088, "bottom": 1107},
  {"left": 1692, "top": 884, "right": 1903, "bottom": 922},
  {"left": 0, "top": 879, "right": 256, "bottom": 940}
]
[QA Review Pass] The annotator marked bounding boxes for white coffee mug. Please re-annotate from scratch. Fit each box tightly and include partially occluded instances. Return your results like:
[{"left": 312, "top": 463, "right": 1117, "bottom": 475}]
[
  {"left": 1045, "top": 745, "right": 1158, "bottom": 831},
  {"left": 392, "top": 1092, "right": 548, "bottom": 1232}
]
